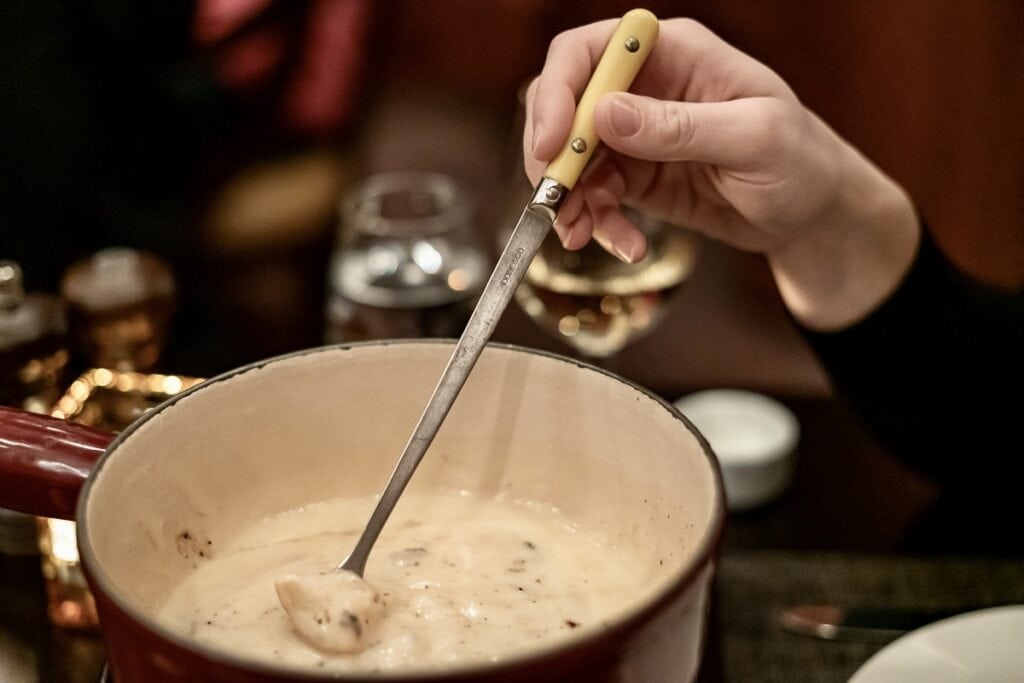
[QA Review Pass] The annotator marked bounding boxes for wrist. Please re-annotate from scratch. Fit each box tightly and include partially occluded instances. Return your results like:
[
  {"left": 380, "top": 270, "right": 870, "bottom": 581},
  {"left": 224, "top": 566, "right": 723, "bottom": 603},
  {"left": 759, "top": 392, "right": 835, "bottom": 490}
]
[{"left": 767, "top": 146, "right": 920, "bottom": 331}]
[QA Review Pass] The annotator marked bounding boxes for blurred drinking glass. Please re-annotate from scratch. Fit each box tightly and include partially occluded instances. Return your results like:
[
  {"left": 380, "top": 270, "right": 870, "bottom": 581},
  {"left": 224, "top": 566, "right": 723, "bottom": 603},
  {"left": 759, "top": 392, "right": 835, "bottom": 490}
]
[
  {"left": 325, "top": 172, "right": 488, "bottom": 343},
  {"left": 514, "top": 212, "right": 697, "bottom": 361}
]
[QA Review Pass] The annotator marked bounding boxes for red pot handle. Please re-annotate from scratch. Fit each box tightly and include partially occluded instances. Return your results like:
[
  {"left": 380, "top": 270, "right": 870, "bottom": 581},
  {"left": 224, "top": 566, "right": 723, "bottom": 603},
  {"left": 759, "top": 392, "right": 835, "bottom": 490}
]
[{"left": 0, "top": 406, "right": 114, "bottom": 520}]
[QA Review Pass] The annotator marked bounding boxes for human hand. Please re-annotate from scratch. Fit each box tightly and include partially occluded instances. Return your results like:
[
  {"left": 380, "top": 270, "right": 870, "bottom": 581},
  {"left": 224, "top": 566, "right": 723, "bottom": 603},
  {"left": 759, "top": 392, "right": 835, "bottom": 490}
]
[{"left": 525, "top": 18, "right": 919, "bottom": 330}]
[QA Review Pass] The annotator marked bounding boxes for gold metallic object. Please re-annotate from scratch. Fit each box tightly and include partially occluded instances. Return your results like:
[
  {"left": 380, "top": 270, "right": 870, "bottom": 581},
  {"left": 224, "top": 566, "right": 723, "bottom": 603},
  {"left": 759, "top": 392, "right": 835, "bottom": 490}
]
[
  {"left": 50, "top": 368, "right": 203, "bottom": 429},
  {"left": 41, "top": 368, "right": 203, "bottom": 630}
]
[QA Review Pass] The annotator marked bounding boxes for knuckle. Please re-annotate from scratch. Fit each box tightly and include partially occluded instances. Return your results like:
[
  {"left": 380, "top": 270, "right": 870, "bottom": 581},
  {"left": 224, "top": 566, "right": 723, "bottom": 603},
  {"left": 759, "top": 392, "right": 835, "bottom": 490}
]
[
  {"left": 546, "top": 30, "right": 575, "bottom": 59},
  {"left": 667, "top": 17, "right": 717, "bottom": 47},
  {"left": 655, "top": 105, "right": 697, "bottom": 154},
  {"left": 673, "top": 17, "right": 710, "bottom": 36},
  {"left": 746, "top": 99, "right": 791, "bottom": 156}
]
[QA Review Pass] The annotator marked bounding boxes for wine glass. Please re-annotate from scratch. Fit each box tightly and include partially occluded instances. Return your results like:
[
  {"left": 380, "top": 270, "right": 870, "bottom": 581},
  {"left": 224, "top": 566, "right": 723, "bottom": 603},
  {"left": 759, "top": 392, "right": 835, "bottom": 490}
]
[
  {"left": 500, "top": 81, "right": 698, "bottom": 364},
  {"left": 513, "top": 211, "right": 697, "bottom": 361},
  {"left": 325, "top": 172, "right": 489, "bottom": 343}
]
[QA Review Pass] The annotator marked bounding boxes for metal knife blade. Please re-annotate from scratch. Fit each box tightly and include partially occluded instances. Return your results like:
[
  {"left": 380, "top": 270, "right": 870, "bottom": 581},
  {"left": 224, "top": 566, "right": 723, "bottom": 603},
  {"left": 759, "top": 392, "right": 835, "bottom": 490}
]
[
  {"left": 340, "top": 10, "right": 660, "bottom": 577},
  {"left": 778, "top": 604, "right": 970, "bottom": 642}
]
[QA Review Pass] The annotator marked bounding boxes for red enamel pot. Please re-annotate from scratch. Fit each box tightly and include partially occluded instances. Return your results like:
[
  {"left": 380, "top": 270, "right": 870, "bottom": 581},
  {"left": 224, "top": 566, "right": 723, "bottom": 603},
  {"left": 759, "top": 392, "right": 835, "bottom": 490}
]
[{"left": 0, "top": 341, "right": 724, "bottom": 682}]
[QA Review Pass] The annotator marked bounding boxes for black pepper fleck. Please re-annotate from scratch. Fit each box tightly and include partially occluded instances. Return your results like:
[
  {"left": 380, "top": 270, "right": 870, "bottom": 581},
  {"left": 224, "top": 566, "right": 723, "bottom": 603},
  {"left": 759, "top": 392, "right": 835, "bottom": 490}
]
[{"left": 345, "top": 611, "right": 362, "bottom": 638}]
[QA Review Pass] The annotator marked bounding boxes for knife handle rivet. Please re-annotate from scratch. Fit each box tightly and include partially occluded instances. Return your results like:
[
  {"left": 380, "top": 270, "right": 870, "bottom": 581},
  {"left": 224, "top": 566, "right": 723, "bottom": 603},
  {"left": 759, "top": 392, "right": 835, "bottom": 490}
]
[
  {"left": 544, "top": 186, "right": 561, "bottom": 201},
  {"left": 624, "top": 36, "right": 640, "bottom": 53},
  {"left": 570, "top": 138, "right": 587, "bottom": 153}
]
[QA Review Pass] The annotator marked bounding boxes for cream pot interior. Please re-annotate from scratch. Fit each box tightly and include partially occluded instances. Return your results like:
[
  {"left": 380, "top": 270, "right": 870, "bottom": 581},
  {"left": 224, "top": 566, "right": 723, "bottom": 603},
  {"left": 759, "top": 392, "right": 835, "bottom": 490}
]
[{"left": 79, "top": 341, "right": 723, "bottom": 676}]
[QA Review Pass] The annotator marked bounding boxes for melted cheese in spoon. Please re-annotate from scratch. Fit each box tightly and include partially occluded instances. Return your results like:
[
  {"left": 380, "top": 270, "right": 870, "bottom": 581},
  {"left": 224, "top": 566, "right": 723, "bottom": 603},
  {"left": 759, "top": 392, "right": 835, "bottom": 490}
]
[{"left": 158, "top": 492, "right": 648, "bottom": 673}]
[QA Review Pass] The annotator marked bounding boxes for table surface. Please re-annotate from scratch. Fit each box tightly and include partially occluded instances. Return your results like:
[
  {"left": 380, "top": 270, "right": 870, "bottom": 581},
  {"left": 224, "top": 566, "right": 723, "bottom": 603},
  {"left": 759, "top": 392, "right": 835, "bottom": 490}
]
[
  {"left": 700, "top": 550, "right": 1024, "bottom": 683},
  {"left": 0, "top": 396, "right": 1016, "bottom": 682}
]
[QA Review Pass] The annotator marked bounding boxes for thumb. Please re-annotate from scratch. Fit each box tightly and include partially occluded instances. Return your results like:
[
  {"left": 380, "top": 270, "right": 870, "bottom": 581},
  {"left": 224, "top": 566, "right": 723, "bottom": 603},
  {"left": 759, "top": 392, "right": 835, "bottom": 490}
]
[{"left": 595, "top": 93, "right": 780, "bottom": 169}]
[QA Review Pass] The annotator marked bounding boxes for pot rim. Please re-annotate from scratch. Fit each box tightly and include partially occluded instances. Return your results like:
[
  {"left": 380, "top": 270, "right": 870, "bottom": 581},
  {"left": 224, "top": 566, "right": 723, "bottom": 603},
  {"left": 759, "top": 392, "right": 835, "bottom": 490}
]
[{"left": 76, "top": 339, "right": 726, "bottom": 680}]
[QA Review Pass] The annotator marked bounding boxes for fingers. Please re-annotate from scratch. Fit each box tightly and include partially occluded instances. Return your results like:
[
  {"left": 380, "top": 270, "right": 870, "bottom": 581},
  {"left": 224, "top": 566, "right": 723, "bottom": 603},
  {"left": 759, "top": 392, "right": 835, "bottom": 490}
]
[
  {"left": 580, "top": 161, "right": 648, "bottom": 262},
  {"left": 524, "top": 16, "right": 791, "bottom": 261},
  {"left": 590, "top": 205, "right": 649, "bottom": 264},
  {"left": 594, "top": 93, "right": 792, "bottom": 170},
  {"left": 526, "top": 15, "right": 794, "bottom": 175},
  {"left": 529, "top": 19, "right": 623, "bottom": 164},
  {"left": 522, "top": 78, "right": 546, "bottom": 186},
  {"left": 553, "top": 186, "right": 592, "bottom": 249},
  {"left": 556, "top": 185, "right": 648, "bottom": 263},
  {"left": 527, "top": 82, "right": 652, "bottom": 260},
  {"left": 552, "top": 154, "right": 648, "bottom": 262}
]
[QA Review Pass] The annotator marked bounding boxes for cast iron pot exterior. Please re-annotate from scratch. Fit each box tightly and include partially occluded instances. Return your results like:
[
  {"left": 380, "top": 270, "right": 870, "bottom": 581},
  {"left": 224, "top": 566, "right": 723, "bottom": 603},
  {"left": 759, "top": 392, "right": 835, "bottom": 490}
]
[{"left": 6, "top": 341, "right": 725, "bottom": 682}]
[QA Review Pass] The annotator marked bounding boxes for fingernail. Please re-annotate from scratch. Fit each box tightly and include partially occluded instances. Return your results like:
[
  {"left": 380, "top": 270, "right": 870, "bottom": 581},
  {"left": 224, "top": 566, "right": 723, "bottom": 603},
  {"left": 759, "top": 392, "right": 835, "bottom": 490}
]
[
  {"left": 613, "top": 238, "right": 639, "bottom": 264},
  {"left": 556, "top": 222, "right": 575, "bottom": 248},
  {"left": 531, "top": 123, "right": 544, "bottom": 157},
  {"left": 608, "top": 97, "right": 640, "bottom": 137}
]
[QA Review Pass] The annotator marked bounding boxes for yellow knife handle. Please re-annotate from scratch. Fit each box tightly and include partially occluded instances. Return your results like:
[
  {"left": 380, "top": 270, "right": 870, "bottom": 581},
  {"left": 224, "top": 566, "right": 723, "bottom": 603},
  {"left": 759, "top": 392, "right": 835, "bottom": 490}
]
[{"left": 543, "top": 8, "right": 659, "bottom": 190}]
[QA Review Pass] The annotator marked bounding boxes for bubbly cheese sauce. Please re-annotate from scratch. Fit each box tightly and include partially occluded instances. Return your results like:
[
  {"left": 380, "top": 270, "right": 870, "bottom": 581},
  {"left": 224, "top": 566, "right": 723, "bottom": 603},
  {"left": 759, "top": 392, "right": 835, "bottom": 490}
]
[{"left": 158, "top": 492, "right": 647, "bottom": 673}]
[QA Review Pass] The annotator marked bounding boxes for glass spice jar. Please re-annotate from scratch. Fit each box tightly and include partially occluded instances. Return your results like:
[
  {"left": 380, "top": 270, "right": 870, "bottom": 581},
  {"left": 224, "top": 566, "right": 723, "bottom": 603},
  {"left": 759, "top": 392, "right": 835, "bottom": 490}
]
[{"left": 60, "top": 247, "right": 176, "bottom": 373}]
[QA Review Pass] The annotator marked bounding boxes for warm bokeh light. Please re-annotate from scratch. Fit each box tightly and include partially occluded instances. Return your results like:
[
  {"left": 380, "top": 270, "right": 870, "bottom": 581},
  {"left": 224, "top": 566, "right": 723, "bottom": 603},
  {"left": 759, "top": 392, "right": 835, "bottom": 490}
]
[
  {"left": 558, "top": 315, "right": 581, "bottom": 336},
  {"left": 447, "top": 268, "right": 471, "bottom": 292}
]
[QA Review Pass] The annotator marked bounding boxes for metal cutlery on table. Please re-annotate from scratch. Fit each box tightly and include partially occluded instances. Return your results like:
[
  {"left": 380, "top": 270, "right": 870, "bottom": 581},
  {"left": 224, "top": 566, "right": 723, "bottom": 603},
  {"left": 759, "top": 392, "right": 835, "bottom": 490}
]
[{"left": 778, "top": 604, "right": 982, "bottom": 642}]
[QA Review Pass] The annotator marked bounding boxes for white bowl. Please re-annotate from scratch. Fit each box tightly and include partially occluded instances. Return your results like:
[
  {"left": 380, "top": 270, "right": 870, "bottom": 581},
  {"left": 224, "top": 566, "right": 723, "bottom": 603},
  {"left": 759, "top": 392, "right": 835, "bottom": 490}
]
[{"left": 674, "top": 389, "right": 799, "bottom": 511}]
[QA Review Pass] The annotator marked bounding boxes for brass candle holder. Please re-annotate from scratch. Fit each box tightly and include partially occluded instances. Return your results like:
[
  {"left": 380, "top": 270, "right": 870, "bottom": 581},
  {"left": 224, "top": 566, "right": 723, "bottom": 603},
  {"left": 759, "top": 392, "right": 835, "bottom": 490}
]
[{"left": 41, "top": 368, "right": 203, "bottom": 630}]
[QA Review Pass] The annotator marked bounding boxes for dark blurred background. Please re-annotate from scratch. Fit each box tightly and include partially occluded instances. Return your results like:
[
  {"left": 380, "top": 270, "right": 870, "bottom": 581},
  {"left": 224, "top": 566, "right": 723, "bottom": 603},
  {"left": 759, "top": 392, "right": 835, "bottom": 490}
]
[
  {"left": 2, "top": 5, "right": 1023, "bottom": 677},
  {"left": 2, "top": 0, "right": 1022, "bottom": 386}
]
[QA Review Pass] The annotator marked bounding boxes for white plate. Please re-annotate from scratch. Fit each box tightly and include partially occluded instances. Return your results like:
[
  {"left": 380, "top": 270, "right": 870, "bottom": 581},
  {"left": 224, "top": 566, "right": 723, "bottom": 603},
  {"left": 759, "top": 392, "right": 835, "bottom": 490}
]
[{"left": 850, "top": 605, "right": 1024, "bottom": 682}]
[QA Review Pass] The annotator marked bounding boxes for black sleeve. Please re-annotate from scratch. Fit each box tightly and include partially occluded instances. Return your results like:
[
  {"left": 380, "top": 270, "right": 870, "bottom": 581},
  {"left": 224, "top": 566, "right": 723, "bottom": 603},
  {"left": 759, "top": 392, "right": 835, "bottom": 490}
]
[{"left": 800, "top": 223, "right": 1024, "bottom": 489}]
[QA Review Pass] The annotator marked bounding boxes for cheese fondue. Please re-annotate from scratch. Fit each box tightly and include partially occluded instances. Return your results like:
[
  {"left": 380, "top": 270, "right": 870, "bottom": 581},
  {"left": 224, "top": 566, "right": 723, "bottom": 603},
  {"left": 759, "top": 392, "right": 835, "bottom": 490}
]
[{"left": 158, "top": 492, "right": 649, "bottom": 673}]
